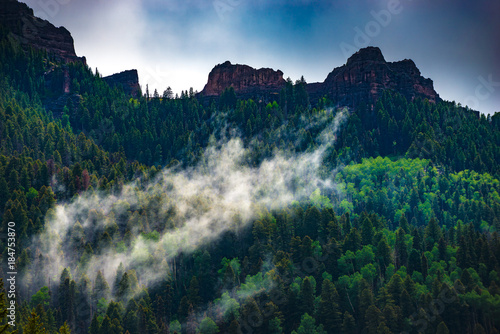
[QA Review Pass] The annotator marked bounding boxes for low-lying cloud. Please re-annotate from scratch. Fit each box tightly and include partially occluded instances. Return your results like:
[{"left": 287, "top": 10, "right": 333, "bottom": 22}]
[{"left": 29, "top": 108, "right": 348, "bottom": 292}]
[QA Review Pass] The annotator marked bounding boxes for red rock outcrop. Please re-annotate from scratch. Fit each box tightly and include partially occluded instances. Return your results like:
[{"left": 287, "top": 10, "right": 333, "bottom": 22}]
[
  {"left": 0, "top": 0, "right": 85, "bottom": 63},
  {"left": 200, "top": 47, "right": 439, "bottom": 107},
  {"left": 200, "top": 61, "right": 286, "bottom": 96},
  {"left": 308, "top": 46, "right": 439, "bottom": 105}
]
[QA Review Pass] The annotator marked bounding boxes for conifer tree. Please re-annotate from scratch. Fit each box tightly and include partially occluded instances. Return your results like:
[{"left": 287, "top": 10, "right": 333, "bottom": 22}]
[
  {"left": 364, "top": 305, "right": 384, "bottom": 334},
  {"left": 59, "top": 322, "right": 71, "bottom": 334},
  {"left": 395, "top": 228, "right": 408, "bottom": 269},
  {"left": 23, "top": 311, "right": 47, "bottom": 334},
  {"left": 299, "top": 277, "right": 315, "bottom": 315},
  {"left": 361, "top": 215, "right": 374, "bottom": 245},
  {"left": 341, "top": 311, "right": 356, "bottom": 334},
  {"left": 317, "top": 279, "right": 341, "bottom": 333},
  {"left": 436, "top": 321, "right": 449, "bottom": 334},
  {"left": 89, "top": 314, "right": 99, "bottom": 334}
]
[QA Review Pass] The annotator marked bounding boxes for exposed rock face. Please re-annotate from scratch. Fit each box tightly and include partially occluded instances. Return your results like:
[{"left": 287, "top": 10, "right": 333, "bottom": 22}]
[
  {"left": 308, "top": 46, "right": 439, "bottom": 105},
  {"left": 200, "top": 61, "right": 286, "bottom": 96},
  {"left": 103, "top": 70, "right": 141, "bottom": 97},
  {"left": 0, "top": 0, "right": 84, "bottom": 63},
  {"left": 200, "top": 47, "right": 439, "bottom": 107}
]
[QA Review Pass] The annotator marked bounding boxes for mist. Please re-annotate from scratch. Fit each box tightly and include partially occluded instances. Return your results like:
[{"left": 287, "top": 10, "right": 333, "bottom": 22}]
[{"left": 28, "top": 108, "right": 348, "bottom": 293}]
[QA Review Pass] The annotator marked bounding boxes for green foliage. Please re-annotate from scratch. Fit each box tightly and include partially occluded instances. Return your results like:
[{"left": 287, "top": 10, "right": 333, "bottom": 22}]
[
  {"left": 309, "top": 188, "right": 332, "bottom": 209},
  {"left": 214, "top": 292, "right": 240, "bottom": 321},
  {"left": 169, "top": 320, "right": 181, "bottom": 333},
  {"left": 58, "top": 322, "right": 71, "bottom": 334},
  {"left": 292, "top": 313, "right": 326, "bottom": 334},
  {"left": 336, "top": 157, "right": 500, "bottom": 231},
  {"left": 0, "top": 22, "right": 499, "bottom": 334},
  {"left": 23, "top": 311, "right": 47, "bottom": 334},
  {"left": 197, "top": 317, "right": 218, "bottom": 334},
  {"left": 30, "top": 287, "right": 50, "bottom": 308}
]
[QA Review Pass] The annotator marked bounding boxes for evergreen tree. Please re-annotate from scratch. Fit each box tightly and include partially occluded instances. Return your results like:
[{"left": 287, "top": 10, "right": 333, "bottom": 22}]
[
  {"left": 300, "top": 277, "right": 315, "bottom": 315},
  {"left": 117, "top": 272, "right": 132, "bottom": 302},
  {"left": 59, "top": 322, "right": 71, "bottom": 334},
  {"left": 376, "top": 236, "right": 392, "bottom": 270},
  {"left": 268, "top": 317, "right": 283, "bottom": 334},
  {"left": 23, "top": 311, "right": 47, "bottom": 334},
  {"left": 364, "top": 305, "right": 384, "bottom": 334},
  {"left": 317, "top": 279, "right": 341, "bottom": 333},
  {"left": 361, "top": 215, "right": 374, "bottom": 245},
  {"left": 187, "top": 276, "right": 201, "bottom": 308},
  {"left": 113, "top": 263, "right": 125, "bottom": 297},
  {"left": 344, "top": 228, "right": 361, "bottom": 252},
  {"left": 98, "top": 315, "right": 111, "bottom": 334},
  {"left": 89, "top": 314, "right": 99, "bottom": 334},
  {"left": 436, "top": 321, "right": 450, "bottom": 334},
  {"left": 395, "top": 228, "right": 408, "bottom": 269},
  {"left": 341, "top": 311, "right": 356, "bottom": 334},
  {"left": 407, "top": 249, "right": 421, "bottom": 275},
  {"left": 424, "top": 217, "right": 442, "bottom": 250},
  {"left": 292, "top": 313, "right": 326, "bottom": 334},
  {"left": 94, "top": 271, "right": 110, "bottom": 302},
  {"left": 303, "top": 205, "right": 321, "bottom": 238}
]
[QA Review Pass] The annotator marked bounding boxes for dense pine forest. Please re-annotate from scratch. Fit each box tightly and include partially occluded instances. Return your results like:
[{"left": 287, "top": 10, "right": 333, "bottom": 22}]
[{"left": 1, "top": 16, "right": 500, "bottom": 334}]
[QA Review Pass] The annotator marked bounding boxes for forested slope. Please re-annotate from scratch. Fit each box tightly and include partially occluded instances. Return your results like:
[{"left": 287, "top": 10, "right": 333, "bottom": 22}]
[{"left": 0, "top": 19, "right": 499, "bottom": 334}]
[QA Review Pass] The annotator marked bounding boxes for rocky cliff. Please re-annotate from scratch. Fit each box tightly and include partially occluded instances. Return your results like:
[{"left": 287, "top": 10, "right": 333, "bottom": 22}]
[
  {"left": 200, "top": 61, "right": 286, "bottom": 97},
  {"left": 103, "top": 70, "right": 141, "bottom": 97},
  {"left": 200, "top": 47, "right": 439, "bottom": 107},
  {"left": 309, "top": 46, "right": 439, "bottom": 106},
  {"left": 0, "top": 0, "right": 85, "bottom": 63}
]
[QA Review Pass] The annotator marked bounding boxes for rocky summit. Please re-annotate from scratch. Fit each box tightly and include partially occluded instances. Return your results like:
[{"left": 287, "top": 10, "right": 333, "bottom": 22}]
[
  {"left": 200, "top": 47, "right": 439, "bottom": 107},
  {"left": 308, "top": 46, "right": 439, "bottom": 106},
  {"left": 103, "top": 70, "right": 141, "bottom": 98},
  {"left": 200, "top": 61, "right": 286, "bottom": 97}
]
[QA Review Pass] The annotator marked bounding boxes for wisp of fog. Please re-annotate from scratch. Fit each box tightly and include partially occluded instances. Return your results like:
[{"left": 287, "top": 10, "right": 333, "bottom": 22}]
[{"left": 28, "top": 108, "right": 348, "bottom": 291}]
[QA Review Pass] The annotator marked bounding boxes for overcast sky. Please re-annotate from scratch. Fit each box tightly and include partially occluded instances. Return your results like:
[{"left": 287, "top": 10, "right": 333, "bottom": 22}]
[{"left": 21, "top": 0, "right": 500, "bottom": 114}]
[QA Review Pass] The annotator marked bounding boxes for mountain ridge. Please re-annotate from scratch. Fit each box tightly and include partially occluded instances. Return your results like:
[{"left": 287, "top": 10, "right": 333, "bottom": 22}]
[
  {"left": 201, "top": 46, "right": 440, "bottom": 107},
  {"left": 2, "top": 0, "right": 440, "bottom": 108}
]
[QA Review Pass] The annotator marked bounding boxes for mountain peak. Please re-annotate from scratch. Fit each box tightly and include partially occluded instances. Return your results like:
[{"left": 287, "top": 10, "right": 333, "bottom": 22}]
[
  {"left": 201, "top": 62, "right": 285, "bottom": 97},
  {"left": 201, "top": 47, "right": 439, "bottom": 106},
  {"left": 346, "top": 46, "right": 386, "bottom": 65},
  {"left": 219, "top": 60, "right": 233, "bottom": 67},
  {"left": 103, "top": 70, "right": 140, "bottom": 97},
  {"left": 311, "top": 47, "right": 439, "bottom": 105}
]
